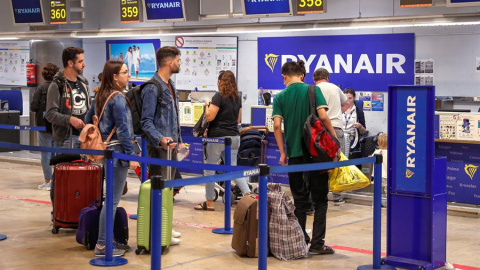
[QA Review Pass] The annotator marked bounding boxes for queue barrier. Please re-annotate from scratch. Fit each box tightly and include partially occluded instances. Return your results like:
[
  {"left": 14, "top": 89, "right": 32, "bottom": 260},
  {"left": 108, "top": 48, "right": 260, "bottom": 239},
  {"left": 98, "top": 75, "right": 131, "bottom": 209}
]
[{"left": 0, "top": 124, "right": 388, "bottom": 270}]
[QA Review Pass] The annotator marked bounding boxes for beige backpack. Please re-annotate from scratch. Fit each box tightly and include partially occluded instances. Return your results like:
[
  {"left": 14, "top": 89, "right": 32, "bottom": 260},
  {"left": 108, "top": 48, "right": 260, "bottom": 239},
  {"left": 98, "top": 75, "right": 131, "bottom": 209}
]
[{"left": 79, "top": 92, "right": 118, "bottom": 161}]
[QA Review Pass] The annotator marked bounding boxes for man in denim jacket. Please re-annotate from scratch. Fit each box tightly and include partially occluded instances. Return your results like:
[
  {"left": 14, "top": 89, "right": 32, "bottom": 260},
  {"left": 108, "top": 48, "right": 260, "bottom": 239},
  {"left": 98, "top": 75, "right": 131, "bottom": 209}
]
[{"left": 141, "top": 46, "right": 184, "bottom": 184}]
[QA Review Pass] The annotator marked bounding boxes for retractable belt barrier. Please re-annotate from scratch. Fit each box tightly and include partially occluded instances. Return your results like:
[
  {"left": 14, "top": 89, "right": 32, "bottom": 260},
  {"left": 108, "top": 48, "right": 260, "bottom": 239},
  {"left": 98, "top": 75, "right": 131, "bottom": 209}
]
[{"left": 0, "top": 124, "right": 386, "bottom": 270}]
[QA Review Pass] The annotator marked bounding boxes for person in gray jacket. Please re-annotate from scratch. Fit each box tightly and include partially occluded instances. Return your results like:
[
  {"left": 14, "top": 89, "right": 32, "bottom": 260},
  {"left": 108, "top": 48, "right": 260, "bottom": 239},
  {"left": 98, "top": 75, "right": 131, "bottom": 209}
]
[{"left": 45, "top": 47, "right": 90, "bottom": 148}]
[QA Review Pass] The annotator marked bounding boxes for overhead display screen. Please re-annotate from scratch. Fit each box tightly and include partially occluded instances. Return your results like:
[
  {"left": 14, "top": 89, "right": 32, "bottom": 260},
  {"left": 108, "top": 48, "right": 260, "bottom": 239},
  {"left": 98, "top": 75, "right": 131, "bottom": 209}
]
[
  {"left": 242, "top": 0, "right": 293, "bottom": 17},
  {"left": 50, "top": 0, "right": 67, "bottom": 25},
  {"left": 447, "top": 0, "right": 480, "bottom": 6},
  {"left": 400, "top": 0, "right": 432, "bottom": 7},
  {"left": 297, "top": 0, "right": 324, "bottom": 14},
  {"left": 11, "top": 0, "right": 44, "bottom": 24},
  {"left": 121, "top": 0, "right": 140, "bottom": 23},
  {"left": 143, "top": 0, "right": 185, "bottom": 21}
]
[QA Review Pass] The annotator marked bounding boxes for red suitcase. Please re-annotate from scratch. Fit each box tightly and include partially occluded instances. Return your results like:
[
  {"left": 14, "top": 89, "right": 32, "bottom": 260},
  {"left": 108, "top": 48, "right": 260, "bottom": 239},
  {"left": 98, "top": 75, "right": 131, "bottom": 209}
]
[{"left": 52, "top": 161, "right": 103, "bottom": 234}]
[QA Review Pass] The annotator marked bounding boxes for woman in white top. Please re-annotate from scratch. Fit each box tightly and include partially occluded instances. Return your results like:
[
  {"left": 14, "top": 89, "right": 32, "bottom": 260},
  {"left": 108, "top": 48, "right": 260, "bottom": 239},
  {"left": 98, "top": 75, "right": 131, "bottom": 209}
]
[{"left": 342, "top": 88, "right": 367, "bottom": 158}]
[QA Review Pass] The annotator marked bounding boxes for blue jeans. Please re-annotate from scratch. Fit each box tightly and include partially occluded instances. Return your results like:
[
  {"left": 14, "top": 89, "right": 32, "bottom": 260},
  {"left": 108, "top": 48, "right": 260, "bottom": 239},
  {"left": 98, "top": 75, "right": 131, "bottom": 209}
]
[
  {"left": 97, "top": 159, "right": 128, "bottom": 246},
  {"left": 204, "top": 136, "right": 250, "bottom": 200},
  {"left": 37, "top": 131, "right": 54, "bottom": 180}
]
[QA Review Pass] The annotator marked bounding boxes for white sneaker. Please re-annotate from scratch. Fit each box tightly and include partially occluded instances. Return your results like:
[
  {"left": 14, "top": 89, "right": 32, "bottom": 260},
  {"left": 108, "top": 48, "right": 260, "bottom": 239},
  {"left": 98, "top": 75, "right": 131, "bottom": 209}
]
[
  {"left": 172, "top": 229, "right": 181, "bottom": 238},
  {"left": 38, "top": 182, "right": 51, "bottom": 191},
  {"left": 171, "top": 237, "right": 181, "bottom": 246}
]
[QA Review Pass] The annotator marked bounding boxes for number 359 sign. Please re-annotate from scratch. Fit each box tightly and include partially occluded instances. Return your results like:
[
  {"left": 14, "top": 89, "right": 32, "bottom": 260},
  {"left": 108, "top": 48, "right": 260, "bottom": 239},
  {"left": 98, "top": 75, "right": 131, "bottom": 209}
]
[
  {"left": 297, "top": 0, "right": 324, "bottom": 14},
  {"left": 121, "top": 0, "right": 140, "bottom": 23}
]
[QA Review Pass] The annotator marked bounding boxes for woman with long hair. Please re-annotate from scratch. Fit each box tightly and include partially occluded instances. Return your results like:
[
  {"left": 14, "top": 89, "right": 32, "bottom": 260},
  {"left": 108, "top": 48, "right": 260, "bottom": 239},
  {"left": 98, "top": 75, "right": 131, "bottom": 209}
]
[
  {"left": 85, "top": 60, "right": 138, "bottom": 256},
  {"left": 194, "top": 70, "right": 251, "bottom": 211},
  {"left": 31, "top": 63, "right": 60, "bottom": 191}
]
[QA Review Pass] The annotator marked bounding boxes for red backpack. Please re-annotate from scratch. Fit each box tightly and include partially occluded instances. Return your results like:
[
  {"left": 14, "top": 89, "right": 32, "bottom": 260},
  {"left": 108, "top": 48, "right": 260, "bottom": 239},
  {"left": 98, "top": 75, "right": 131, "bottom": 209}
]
[{"left": 303, "top": 85, "right": 340, "bottom": 163}]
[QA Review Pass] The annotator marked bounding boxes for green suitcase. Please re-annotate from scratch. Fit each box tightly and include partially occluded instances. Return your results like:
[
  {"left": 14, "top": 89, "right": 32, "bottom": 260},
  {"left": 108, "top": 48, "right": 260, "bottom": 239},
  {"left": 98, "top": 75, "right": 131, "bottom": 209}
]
[{"left": 136, "top": 180, "right": 173, "bottom": 255}]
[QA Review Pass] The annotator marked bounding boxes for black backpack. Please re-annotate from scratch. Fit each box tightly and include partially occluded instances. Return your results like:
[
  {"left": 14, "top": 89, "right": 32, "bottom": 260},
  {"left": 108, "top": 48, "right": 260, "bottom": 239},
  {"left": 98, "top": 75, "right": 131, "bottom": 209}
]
[
  {"left": 303, "top": 85, "right": 340, "bottom": 162},
  {"left": 125, "top": 79, "right": 163, "bottom": 136}
]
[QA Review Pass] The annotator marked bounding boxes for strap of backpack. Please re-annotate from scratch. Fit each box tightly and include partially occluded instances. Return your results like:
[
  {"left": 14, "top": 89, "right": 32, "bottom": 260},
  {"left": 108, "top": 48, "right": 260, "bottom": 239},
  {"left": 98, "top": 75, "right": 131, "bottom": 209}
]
[
  {"left": 96, "top": 91, "right": 119, "bottom": 143},
  {"left": 140, "top": 79, "right": 164, "bottom": 115},
  {"left": 308, "top": 85, "right": 316, "bottom": 116}
]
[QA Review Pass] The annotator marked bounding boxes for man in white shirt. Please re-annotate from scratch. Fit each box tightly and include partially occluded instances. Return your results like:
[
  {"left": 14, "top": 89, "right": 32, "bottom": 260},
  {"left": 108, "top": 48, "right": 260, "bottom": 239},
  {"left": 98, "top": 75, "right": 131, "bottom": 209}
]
[
  {"left": 313, "top": 68, "right": 348, "bottom": 206},
  {"left": 133, "top": 45, "right": 140, "bottom": 79}
]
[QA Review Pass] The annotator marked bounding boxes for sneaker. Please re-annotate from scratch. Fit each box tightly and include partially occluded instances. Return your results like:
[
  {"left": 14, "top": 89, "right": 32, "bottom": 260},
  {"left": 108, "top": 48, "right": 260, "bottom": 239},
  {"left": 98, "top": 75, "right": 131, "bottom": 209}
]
[
  {"left": 94, "top": 244, "right": 127, "bottom": 257},
  {"left": 38, "top": 182, "right": 51, "bottom": 191},
  {"left": 309, "top": 245, "right": 335, "bottom": 255},
  {"left": 172, "top": 229, "right": 182, "bottom": 238},
  {"left": 333, "top": 198, "right": 345, "bottom": 206},
  {"left": 171, "top": 237, "right": 181, "bottom": 246},
  {"left": 114, "top": 241, "right": 130, "bottom": 251}
]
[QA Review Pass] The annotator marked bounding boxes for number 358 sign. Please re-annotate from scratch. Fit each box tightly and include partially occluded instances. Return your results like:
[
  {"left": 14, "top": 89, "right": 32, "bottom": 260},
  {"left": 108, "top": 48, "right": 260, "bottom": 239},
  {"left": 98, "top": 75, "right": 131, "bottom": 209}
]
[{"left": 297, "top": 0, "right": 324, "bottom": 14}]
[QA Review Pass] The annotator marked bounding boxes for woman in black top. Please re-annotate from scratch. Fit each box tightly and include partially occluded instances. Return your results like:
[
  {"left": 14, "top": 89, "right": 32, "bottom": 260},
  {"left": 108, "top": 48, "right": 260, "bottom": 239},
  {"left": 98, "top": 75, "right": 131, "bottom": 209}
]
[
  {"left": 194, "top": 70, "right": 251, "bottom": 211},
  {"left": 342, "top": 88, "right": 367, "bottom": 157},
  {"left": 30, "top": 63, "right": 59, "bottom": 191}
]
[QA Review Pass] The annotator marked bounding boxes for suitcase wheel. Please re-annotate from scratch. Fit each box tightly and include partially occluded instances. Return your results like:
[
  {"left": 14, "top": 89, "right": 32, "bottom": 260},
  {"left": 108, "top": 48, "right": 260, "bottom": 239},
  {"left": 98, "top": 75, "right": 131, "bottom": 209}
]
[
  {"left": 161, "top": 246, "right": 167, "bottom": 255},
  {"left": 51, "top": 226, "right": 59, "bottom": 234},
  {"left": 213, "top": 189, "right": 219, "bottom": 202},
  {"left": 135, "top": 247, "right": 145, "bottom": 255}
]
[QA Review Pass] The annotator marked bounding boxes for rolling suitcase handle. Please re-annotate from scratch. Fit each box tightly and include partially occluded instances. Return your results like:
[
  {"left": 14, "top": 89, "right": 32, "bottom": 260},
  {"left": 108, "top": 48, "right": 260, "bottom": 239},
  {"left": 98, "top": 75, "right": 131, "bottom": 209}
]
[{"left": 166, "top": 140, "right": 173, "bottom": 181}]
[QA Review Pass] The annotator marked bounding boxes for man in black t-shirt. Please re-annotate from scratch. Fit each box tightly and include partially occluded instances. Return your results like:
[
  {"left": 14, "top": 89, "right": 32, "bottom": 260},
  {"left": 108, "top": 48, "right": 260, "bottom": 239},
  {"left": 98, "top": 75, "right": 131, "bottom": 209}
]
[{"left": 45, "top": 47, "right": 91, "bottom": 148}]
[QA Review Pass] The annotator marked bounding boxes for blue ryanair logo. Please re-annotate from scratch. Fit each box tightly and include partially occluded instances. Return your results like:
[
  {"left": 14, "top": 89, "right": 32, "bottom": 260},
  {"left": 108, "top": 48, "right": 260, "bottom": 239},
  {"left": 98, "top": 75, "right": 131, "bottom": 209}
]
[{"left": 14, "top": 8, "right": 41, "bottom": 14}]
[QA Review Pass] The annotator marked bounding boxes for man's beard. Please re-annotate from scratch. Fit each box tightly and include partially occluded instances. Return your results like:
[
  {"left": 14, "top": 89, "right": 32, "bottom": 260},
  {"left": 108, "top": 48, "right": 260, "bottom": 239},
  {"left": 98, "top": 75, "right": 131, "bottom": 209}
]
[
  {"left": 171, "top": 66, "right": 180, "bottom": 74},
  {"left": 74, "top": 66, "right": 83, "bottom": 75}
]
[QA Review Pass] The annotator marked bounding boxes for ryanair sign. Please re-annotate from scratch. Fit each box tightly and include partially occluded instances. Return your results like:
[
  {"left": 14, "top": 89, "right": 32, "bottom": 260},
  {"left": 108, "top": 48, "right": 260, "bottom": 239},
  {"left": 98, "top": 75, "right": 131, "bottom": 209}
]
[
  {"left": 392, "top": 88, "right": 430, "bottom": 194},
  {"left": 258, "top": 34, "right": 414, "bottom": 91},
  {"left": 144, "top": 0, "right": 184, "bottom": 21}
]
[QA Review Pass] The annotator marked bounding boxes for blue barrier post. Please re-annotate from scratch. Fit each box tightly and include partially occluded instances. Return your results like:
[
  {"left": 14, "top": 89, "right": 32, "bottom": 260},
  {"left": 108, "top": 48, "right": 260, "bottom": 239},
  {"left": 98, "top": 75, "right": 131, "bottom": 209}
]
[
  {"left": 212, "top": 137, "right": 233, "bottom": 235},
  {"left": 151, "top": 175, "right": 163, "bottom": 270},
  {"left": 91, "top": 150, "right": 128, "bottom": 267},
  {"left": 0, "top": 234, "right": 6, "bottom": 241},
  {"left": 358, "top": 154, "right": 395, "bottom": 270},
  {"left": 258, "top": 164, "right": 269, "bottom": 270}
]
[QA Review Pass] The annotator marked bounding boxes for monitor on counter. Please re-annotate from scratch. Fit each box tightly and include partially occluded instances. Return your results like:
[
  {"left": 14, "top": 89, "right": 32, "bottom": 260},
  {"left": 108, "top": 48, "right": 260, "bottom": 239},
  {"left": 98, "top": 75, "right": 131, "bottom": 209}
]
[
  {"left": 143, "top": 0, "right": 186, "bottom": 22},
  {"left": 242, "top": 0, "right": 293, "bottom": 17},
  {"left": 447, "top": 0, "right": 480, "bottom": 6},
  {"left": 11, "top": 0, "right": 44, "bottom": 25}
]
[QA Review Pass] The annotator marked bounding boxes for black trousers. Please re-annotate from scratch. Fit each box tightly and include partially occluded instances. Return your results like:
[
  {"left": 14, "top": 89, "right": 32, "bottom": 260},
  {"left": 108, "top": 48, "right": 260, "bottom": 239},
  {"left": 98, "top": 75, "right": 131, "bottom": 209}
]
[{"left": 288, "top": 155, "right": 329, "bottom": 249}]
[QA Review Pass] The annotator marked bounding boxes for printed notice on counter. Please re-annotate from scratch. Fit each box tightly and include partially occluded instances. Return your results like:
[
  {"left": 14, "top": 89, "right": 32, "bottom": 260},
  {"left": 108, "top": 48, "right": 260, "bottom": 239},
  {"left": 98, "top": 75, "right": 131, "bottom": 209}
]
[
  {"left": 359, "top": 92, "right": 371, "bottom": 111},
  {"left": 175, "top": 36, "right": 238, "bottom": 91},
  {"left": 371, "top": 92, "right": 384, "bottom": 112},
  {"left": 415, "top": 59, "right": 434, "bottom": 85},
  {"left": 0, "top": 41, "right": 29, "bottom": 86}
]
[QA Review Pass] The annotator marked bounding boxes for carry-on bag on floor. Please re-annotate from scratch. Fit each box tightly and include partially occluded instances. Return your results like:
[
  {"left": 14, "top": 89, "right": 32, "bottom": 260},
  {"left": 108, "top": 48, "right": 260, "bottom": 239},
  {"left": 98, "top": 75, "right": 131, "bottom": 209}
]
[
  {"left": 52, "top": 161, "right": 103, "bottom": 234},
  {"left": 232, "top": 194, "right": 270, "bottom": 258},
  {"left": 76, "top": 200, "right": 129, "bottom": 250},
  {"left": 136, "top": 147, "right": 174, "bottom": 255}
]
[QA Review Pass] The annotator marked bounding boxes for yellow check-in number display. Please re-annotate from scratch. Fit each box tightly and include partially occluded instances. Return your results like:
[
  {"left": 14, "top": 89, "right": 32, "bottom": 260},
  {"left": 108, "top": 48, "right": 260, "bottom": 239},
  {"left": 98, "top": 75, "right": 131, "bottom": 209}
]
[
  {"left": 50, "top": 0, "right": 67, "bottom": 24},
  {"left": 121, "top": 0, "right": 140, "bottom": 23},
  {"left": 297, "top": 0, "right": 324, "bottom": 14}
]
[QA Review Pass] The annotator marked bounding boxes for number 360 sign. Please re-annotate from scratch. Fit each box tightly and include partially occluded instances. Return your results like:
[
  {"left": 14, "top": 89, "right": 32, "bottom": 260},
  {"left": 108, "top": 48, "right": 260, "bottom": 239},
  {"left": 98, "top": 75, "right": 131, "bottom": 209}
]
[{"left": 297, "top": 0, "right": 324, "bottom": 14}]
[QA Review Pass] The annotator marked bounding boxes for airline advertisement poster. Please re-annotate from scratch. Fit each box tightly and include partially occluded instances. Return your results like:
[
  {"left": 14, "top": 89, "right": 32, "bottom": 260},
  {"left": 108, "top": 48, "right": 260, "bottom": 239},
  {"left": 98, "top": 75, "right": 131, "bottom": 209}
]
[
  {"left": 258, "top": 33, "right": 415, "bottom": 91},
  {"left": 445, "top": 162, "right": 480, "bottom": 205},
  {"left": 0, "top": 41, "right": 29, "bottom": 86},
  {"left": 175, "top": 36, "right": 237, "bottom": 91},
  {"left": 390, "top": 87, "right": 432, "bottom": 194}
]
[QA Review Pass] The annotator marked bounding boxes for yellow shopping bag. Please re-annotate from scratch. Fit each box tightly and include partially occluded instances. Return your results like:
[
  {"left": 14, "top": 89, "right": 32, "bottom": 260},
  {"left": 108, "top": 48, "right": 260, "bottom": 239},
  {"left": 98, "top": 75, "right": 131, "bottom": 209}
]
[{"left": 328, "top": 153, "right": 370, "bottom": 193}]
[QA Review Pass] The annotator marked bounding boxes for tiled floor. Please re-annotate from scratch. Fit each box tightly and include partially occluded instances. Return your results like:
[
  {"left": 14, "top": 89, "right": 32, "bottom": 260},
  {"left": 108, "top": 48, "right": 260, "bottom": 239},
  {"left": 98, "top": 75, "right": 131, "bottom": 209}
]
[{"left": 0, "top": 153, "right": 478, "bottom": 270}]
